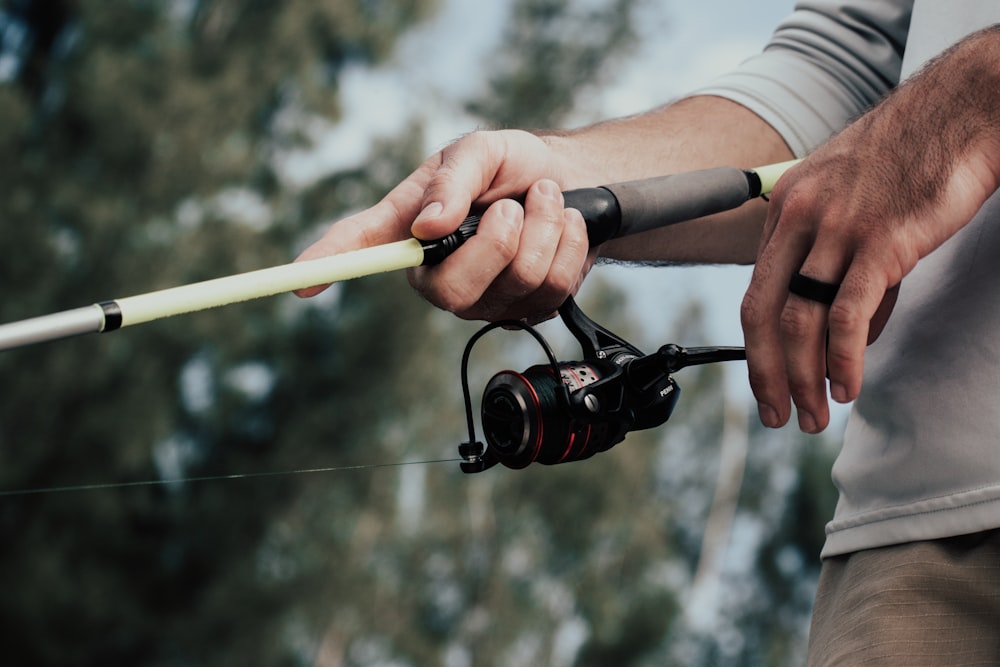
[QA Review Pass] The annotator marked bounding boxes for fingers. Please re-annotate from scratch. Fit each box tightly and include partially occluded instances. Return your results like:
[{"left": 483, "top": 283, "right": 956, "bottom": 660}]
[
  {"left": 491, "top": 181, "right": 589, "bottom": 321},
  {"left": 293, "top": 129, "right": 583, "bottom": 319},
  {"left": 408, "top": 198, "right": 525, "bottom": 317},
  {"left": 292, "top": 169, "right": 431, "bottom": 297},
  {"left": 409, "top": 179, "right": 590, "bottom": 321},
  {"left": 740, "top": 206, "right": 806, "bottom": 430},
  {"left": 779, "top": 295, "right": 835, "bottom": 433},
  {"left": 294, "top": 130, "right": 552, "bottom": 298},
  {"left": 743, "top": 195, "right": 898, "bottom": 433},
  {"left": 411, "top": 130, "right": 555, "bottom": 241}
]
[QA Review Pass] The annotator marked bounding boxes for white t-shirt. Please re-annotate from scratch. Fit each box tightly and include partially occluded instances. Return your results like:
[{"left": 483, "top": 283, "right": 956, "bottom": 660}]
[{"left": 692, "top": 0, "right": 1000, "bottom": 557}]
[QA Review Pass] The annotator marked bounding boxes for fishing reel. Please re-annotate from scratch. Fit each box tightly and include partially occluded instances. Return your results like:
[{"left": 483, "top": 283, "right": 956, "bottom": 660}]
[{"left": 458, "top": 296, "right": 745, "bottom": 473}]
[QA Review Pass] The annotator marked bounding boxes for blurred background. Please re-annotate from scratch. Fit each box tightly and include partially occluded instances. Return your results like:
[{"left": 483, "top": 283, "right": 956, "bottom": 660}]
[{"left": 0, "top": 1, "right": 842, "bottom": 664}]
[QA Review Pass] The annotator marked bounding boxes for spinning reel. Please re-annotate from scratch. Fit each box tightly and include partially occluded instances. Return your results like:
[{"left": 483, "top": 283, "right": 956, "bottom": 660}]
[{"left": 458, "top": 297, "right": 746, "bottom": 473}]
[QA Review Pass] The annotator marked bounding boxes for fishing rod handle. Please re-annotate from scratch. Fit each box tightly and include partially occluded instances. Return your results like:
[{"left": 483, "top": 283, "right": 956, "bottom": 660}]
[{"left": 421, "top": 164, "right": 771, "bottom": 265}]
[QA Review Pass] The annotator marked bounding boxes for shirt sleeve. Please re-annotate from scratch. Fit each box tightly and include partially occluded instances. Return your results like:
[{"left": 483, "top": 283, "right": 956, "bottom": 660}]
[{"left": 689, "top": 0, "right": 913, "bottom": 156}]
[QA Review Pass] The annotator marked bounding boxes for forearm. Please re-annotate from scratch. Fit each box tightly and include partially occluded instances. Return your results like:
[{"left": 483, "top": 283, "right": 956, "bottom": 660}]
[{"left": 542, "top": 95, "right": 795, "bottom": 264}]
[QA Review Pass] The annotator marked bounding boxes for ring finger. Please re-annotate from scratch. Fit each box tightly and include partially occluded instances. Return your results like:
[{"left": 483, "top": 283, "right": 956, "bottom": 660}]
[{"left": 782, "top": 262, "right": 844, "bottom": 432}]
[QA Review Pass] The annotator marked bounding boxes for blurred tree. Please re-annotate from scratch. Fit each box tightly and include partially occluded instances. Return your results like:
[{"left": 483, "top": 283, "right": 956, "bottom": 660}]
[
  {"left": 466, "top": 0, "right": 641, "bottom": 129},
  {"left": 0, "top": 1, "right": 439, "bottom": 664}
]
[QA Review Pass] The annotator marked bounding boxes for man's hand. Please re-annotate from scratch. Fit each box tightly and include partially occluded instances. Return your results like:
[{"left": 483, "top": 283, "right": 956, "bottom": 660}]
[
  {"left": 741, "top": 26, "right": 1000, "bottom": 433},
  {"left": 296, "top": 129, "right": 595, "bottom": 322}
]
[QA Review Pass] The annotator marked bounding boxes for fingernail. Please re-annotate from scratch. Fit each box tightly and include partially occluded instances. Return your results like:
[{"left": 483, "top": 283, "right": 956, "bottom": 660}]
[
  {"left": 536, "top": 179, "right": 562, "bottom": 201},
  {"left": 831, "top": 382, "right": 849, "bottom": 403},
  {"left": 758, "top": 403, "right": 780, "bottom": 428},
  {"left": 415, "top": 201, "right": 444, "bottom": 224},
  {"left": 497, "top": 199, "right": 522, "bottom": 224},
  {"left": 797, "top": 408, "right": 819, "bottom": 434}
]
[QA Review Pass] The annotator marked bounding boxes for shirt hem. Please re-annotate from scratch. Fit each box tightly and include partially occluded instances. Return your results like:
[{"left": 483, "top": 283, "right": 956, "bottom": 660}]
[{"left": 821, "top": 486, "right": 1000, "bottom": 558}]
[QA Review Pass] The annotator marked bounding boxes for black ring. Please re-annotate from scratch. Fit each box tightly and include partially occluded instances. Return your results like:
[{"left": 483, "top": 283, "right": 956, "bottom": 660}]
[{"left": 788, "top": 272, "right": 840, "bottom": 305}]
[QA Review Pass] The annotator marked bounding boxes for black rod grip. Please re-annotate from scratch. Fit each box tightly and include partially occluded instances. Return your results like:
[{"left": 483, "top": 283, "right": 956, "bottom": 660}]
[{"left": 602, "top": 166, "right": 753, "bottom": 238}]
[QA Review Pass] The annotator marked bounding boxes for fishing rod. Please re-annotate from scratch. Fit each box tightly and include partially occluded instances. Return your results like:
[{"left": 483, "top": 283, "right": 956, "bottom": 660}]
[{"left": 0, "top": 159, "right": 799, "bottom": 351}]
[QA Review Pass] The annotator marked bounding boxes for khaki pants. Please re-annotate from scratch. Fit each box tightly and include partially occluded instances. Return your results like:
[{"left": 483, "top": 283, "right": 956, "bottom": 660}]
[{"left": 807, "top": 529, "right": 1000, "bottom": 666}]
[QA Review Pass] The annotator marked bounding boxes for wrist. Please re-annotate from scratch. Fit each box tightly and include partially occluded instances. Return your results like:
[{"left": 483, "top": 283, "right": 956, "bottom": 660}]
[{"left": 536, "top": 131, "right": 614, "bottom": 190}]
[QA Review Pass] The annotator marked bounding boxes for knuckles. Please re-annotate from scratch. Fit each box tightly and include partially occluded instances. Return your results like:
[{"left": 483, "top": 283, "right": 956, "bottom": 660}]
[
  {"left": 486, "top": 219, "right": 522, "bottom": 264},
  {"left": 539, "top": 266, "right": 576, "bottom": 301},
  {"left": 826, "top": 299, "right": 862, "bottom": 333},
  {"left": 504, "top": 252, "right": 548, "bottom": 295},
  {"left": 739, "top": 289, "right": 767, "bottom": 332},
  {"left": 778, "top": 302, "right": 816, "bottom": 343},
  {"left": 407, "top": 269, "right": 471, "bottom": 316},
  {"left": 824, "top": 344, "right": 855, "bottom": 381}
]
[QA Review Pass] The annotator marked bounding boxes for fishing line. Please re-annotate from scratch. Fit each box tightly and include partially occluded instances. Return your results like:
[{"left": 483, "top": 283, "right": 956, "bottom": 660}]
[{"left": 0, "top": 457, "right": 463, "bottom": 498}]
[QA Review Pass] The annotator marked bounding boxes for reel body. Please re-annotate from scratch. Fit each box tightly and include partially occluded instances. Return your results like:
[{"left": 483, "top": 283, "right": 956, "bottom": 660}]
[
  {"left": 459, "top": 297, "right": 741, "bottom": 473},
  {"left": 480, "top": 355, "right": 679, "bottom": 469}
]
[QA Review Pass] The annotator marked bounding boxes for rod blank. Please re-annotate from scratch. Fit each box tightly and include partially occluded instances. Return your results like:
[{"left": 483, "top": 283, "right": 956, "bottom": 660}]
[
  {"left": 0, "top": 239, "right": 426, "bottom": 351},
  {"left": 115, "top": 238, "right": 425, "bottom": 327},
  {"left": 0, "top": 305, "right": 107, "bottom": 350}
]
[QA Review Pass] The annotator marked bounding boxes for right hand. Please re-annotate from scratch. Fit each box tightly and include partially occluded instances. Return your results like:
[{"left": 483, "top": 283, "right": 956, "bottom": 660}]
[
  {"left": 295, "top": 130, "right": 597, "bottom": 322},
  {"left": 740, "top": 25, "right": 1000, "bottom": 434}
]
